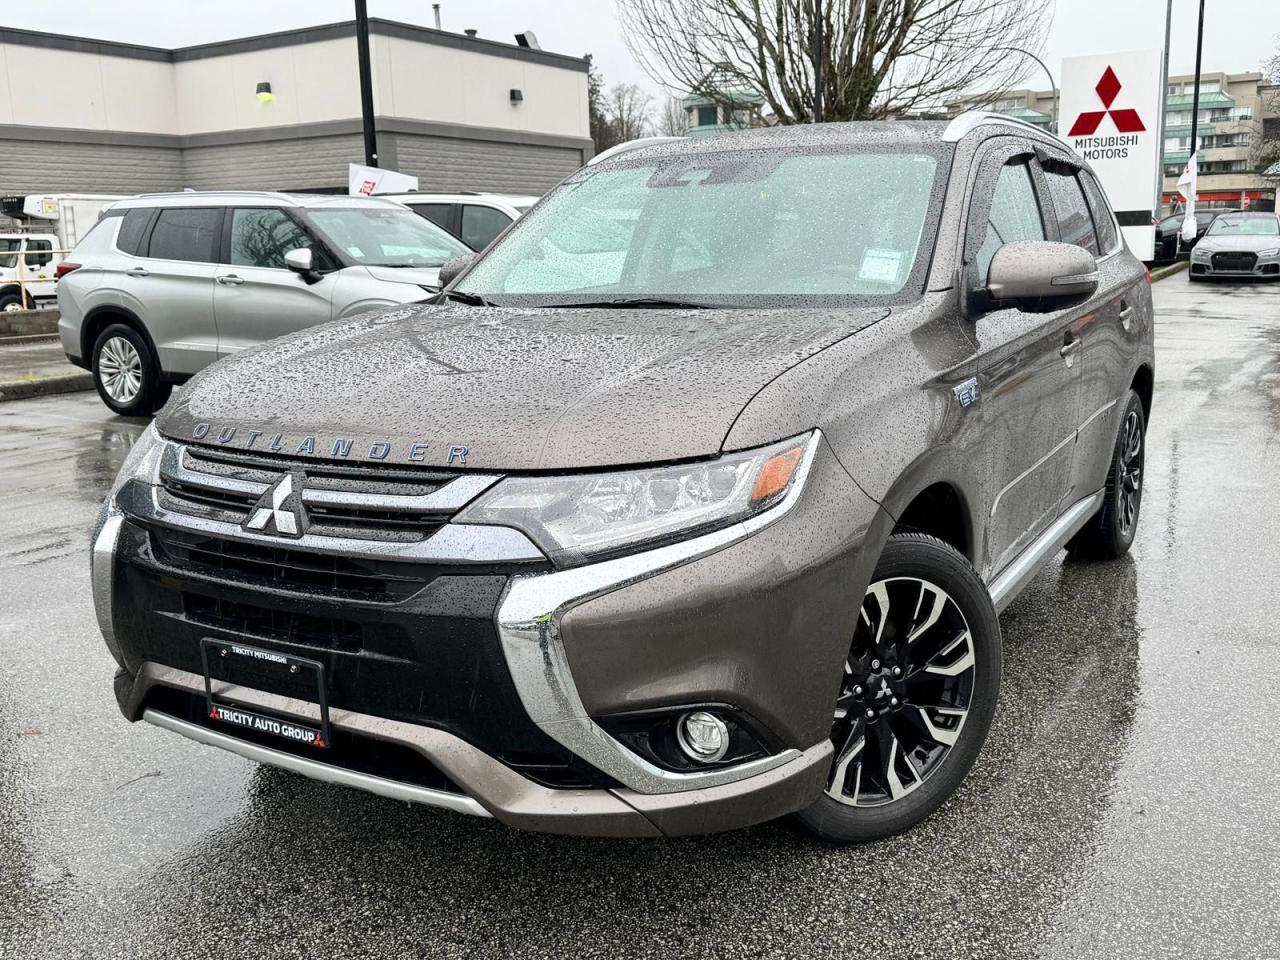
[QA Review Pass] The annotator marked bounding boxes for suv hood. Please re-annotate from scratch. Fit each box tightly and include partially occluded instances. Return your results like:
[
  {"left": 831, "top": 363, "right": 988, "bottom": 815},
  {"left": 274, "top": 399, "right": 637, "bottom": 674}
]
[
  {"left": 1197, "top": 234, "right": 1280, "bottom": 253},
  {"left": 158, "top": 302, "right": 887, "bottom": 470}
]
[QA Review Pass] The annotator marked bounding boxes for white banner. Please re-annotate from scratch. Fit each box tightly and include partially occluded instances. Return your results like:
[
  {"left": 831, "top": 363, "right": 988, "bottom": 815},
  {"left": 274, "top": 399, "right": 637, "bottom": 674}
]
[
  {"left": 347, "top": 164, "right": 419, "bottom": 197},
  {"left": 1060, "top": 49, "right": 1163, "bottom": 260}
]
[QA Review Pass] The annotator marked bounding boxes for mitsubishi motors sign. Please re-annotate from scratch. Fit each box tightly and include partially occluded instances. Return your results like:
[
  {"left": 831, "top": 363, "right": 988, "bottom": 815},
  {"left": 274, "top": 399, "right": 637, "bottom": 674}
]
[{"left": 1060, "top": 50, "right": 1163, "bottom": 259}]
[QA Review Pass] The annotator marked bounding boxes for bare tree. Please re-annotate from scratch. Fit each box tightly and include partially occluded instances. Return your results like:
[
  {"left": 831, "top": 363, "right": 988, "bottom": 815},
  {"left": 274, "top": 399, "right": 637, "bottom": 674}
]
[
  {"left": 604, "top": 82, "right": 655, "bottom": 142},
  {"left": 1253, "top": 45, "right": 1280, "bottom": 176},
  {"left": 618, "top": 0, "right": 1053, "bottom": 123},
  {"left": 656, "top": 96, "right": 688, "bottom": 136}
]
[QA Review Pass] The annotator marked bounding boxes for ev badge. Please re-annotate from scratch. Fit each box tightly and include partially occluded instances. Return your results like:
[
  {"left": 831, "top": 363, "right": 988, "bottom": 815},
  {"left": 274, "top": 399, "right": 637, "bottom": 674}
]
[{"left": 244, "top": 474, "right": 307, "bottom": 538}]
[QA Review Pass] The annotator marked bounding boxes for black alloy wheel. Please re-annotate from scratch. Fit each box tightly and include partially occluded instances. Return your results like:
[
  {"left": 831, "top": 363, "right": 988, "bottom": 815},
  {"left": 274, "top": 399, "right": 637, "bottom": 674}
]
[
  {"left": 1068, "top": 389, "right": 1146, "bottom": 559},
  {"left": 798, "top": 534, "right": 1001, "bottom": 843}
]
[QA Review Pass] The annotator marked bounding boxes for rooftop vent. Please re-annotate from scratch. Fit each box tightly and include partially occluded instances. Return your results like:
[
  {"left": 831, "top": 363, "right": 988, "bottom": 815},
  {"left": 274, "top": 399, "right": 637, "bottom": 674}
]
[{"left": 514, "top": 31, "right": 541, "bottom": 50}]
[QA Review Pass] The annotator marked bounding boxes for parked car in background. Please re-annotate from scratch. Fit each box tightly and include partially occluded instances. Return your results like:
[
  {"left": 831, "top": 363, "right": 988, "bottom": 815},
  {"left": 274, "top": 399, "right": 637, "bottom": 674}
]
[
  {"left": 0, "top": 194, "right": 124, "bottom": 310},
  {"left": 58, "top": 192, "right": 471, "bottom": 416},
  {"left": 1189, "top": 212, "right": 1280, "bottom": 281},
  {"left": 92, "top": 114, "right": 1154, "bottom": 843},
  {"left": 1154, "top": 207, "right": 1239, "bottom": 262},
  {"left": 385, "top": 193, "right": 538, "bottom": 250}
]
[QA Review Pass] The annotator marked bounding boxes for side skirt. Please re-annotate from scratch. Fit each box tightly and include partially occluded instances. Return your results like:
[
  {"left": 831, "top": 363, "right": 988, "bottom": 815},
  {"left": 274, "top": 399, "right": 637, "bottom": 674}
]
[{"left": 987, "top": 490, "right": 1105, "bottom": 613}]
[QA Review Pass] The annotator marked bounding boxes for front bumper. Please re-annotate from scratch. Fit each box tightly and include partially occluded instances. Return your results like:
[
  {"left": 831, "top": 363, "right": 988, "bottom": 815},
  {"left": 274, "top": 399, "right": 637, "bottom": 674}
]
[
  {"left": 93, "top": 434, "right": 882, "bottom": 836},
  {"left": 1190, "top": 248, "right": 1280, "bottom": 278}
]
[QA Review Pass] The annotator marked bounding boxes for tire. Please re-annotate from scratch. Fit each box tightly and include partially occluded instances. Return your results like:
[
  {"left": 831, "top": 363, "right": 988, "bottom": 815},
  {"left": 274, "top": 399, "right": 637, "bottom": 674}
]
[
  {"left": 1067, "top": 390, "right": 1145, "bottom": 559},
  {"left": 795, "top": 533, "right": 1002, "bottom": 844},
  {"left": 91, "top": 323, "right": 172, "bottom": 417},
  {"left": 0, "top": 290, "right": 31, "bottom": 312}
]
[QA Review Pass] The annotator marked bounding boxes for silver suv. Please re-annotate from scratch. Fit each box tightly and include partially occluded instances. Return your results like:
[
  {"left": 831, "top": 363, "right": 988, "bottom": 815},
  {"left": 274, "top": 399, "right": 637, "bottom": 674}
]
[{"left": 57, "top": 192, "right": 472, "bottom": 415}]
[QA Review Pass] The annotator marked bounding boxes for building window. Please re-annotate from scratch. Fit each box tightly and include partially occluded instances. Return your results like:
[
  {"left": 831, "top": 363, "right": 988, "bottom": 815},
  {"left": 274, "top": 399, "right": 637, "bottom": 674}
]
[{"left": 696, "top": 105, "right": 718, "bottom": 127}]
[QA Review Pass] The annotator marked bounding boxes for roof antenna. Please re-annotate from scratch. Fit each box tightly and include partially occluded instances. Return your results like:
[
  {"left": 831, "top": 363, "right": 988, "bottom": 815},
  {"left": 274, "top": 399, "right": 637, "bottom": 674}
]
[{"left": 432, "top": 4, "right": 441, "bottom": 30}]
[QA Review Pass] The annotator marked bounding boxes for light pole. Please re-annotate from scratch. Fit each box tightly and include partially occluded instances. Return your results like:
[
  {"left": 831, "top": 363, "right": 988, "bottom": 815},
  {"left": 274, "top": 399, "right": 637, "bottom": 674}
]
[
  {"left": 355, "top": 0, "right": 378, "bottom": 167},
  {"left": 993, "top": 46, "right": 1058, "bottom": 133}
]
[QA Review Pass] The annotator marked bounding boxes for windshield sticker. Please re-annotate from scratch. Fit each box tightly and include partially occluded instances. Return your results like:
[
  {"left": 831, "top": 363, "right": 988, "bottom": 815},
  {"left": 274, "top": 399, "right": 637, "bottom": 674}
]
[
  {"left": 859, "top": 249, "right": 903, "bottom": 284},
  {"left": 346, "top": 246, "right": 365, "bottom": 257}
]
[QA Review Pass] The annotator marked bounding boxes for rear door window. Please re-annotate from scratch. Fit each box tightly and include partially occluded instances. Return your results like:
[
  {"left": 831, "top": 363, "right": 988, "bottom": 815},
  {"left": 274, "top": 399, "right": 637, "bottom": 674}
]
[
  {"left": 228, "top": 208, "right": 316, "bottom": 269},
  {"left": 147, "top": 207, "right": 222, "bottom": 262},
  {"left": 409, "top": 203, "right": 452, "bottom": 230},
  {"left": 460, "top": 204, "right": 512, "bottom": 250},
  {"left": 1043, "top": 168, "right": 1099, "bottom": 255},
  {"left": 1078, "top": 171, "right": 1119, "bottom": 253}
]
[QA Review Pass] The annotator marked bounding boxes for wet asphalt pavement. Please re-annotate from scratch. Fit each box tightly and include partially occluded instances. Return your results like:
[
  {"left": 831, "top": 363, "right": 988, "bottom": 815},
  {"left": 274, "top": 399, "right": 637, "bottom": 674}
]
[{"left": 2, "top": 275, "right": 1279, "bottom": 959}]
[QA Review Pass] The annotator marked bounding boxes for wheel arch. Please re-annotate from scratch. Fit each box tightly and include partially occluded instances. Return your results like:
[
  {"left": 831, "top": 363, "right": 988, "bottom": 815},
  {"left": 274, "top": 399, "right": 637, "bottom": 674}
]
[
  {"left": 82, "top": 305, "right": 161, "bottom": 371},
  {"left": 875, "top": 450, "right": 983, "bottom": 568},
  {"left": 1130, "top": 363, "right": 1154, "bottom": 425}
]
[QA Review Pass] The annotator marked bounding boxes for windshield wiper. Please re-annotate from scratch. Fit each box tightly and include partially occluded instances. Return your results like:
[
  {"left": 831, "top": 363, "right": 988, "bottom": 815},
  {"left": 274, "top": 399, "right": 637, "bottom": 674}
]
[
  {"left": 541, "top": 297, "right": 715, "bottom": 309},
  {"left": 440, "top": 289, "right": 498, "bottom": 307}
]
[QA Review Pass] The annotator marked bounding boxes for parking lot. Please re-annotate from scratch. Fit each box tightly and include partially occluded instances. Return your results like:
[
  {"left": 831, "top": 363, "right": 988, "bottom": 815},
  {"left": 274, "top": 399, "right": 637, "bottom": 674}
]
[{"left": 1, "top": 274, "right": 1278, "bottom": 959}]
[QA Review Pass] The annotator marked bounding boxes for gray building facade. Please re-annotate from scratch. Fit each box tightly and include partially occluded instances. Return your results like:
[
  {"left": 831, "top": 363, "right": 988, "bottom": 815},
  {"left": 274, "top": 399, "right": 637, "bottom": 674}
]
[{"left": 0, "top": 20, "right": 593, "bottom": 197}]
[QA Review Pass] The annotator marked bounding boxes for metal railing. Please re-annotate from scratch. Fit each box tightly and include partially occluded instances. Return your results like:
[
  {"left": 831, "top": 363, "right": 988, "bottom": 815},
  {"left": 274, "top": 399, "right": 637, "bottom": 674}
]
[{"left": 0, "top": 245, "right": 72, "bottom": 311}]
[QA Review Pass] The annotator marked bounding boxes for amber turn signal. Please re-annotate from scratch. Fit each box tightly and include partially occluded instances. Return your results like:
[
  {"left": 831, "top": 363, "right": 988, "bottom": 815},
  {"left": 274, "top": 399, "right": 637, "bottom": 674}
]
[{"left": 751, "top": 446, "right": 804, "bottom": 505}]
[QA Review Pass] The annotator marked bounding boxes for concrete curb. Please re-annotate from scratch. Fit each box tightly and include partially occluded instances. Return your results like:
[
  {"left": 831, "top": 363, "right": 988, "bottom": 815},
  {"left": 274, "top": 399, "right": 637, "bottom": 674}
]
[
  {"left": 1150, "top": 260, "right": 1188, "bottom": 282},
  {"left": 0, "top": 372, "right": 94, "bottom": 402}
]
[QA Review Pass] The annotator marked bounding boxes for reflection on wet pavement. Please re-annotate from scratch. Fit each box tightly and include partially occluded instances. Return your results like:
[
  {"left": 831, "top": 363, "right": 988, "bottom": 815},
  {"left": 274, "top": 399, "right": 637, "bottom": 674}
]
[{"left": 1, "top": 277, "right": 1278, "bottom": 958}]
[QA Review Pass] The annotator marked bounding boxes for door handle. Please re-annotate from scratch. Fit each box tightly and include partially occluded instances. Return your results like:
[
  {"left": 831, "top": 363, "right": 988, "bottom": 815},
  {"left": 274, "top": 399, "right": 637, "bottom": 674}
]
[
  {"left": 1060, "top": 337, "right": 1081, "bottom": 364},
  {"left": 215, "top": 274, "right": 245, "bottom": 286},
  {"left": 125, "top": 267, "right": 149, "bottom": 278},
  {"left": 1118, "top": 303, "right": 1134, "bottom": 331}
]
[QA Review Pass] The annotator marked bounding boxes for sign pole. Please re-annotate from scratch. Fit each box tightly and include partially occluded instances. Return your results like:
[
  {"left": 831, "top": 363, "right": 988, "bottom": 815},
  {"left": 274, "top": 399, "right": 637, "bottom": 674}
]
[
  {"left": 355, "top": 0, "right": 379, "bottom": 167},
  {"left": 1156, "top": 0, "right": 1174, "bottom": 215}
]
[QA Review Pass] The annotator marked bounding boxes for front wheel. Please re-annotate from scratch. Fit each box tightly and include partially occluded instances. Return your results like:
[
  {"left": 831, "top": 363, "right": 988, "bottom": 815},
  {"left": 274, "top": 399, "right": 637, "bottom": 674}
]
[{"left": 796, "top": 534, "right": 1001, "bottom": 844}]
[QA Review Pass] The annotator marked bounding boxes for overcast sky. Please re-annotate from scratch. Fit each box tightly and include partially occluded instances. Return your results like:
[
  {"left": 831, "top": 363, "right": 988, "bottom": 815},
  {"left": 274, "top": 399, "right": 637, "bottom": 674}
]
[{"left": 3, "top": 0, "right": 1276, "bottom": 98}]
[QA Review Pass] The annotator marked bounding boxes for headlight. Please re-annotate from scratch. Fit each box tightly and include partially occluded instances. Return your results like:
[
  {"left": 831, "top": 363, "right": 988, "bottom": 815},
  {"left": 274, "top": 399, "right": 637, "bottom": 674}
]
[
  {"left": 1193, "top": 246, "right": 1211, "bottom": 259},
  {"left": 106, "top": 421, "right": 164, "bottom": 504},
  {"left": 1259, "top": 247, "right": 1280, "bottom": 258},
  {"left": 455, "top": 432, "right": 817, "bottom": 564}
]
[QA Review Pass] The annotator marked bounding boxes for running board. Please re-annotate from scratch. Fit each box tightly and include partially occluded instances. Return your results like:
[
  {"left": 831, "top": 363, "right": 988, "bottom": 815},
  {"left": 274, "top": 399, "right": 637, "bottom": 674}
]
[
  {"left": 987, "top": 490, "right": 1105, "bottom": 613},
  {"left": 143, "top": 708, "right": 491, "bottom": 818}
]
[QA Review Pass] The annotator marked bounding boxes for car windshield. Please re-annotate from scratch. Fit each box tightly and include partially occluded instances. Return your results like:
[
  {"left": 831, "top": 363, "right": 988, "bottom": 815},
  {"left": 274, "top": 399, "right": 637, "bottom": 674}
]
[
  {"left": 458, "top": 147, "right": 945, "bottom": 306},
  {"left": 1206, "top": 216, "right": 1279, "bottom": 237},
  {"left": 307, "top": 206, "right": 472, "bottom": 267},
  {"left": 0, "top": 238, "right": 19, "bottom": 269}
]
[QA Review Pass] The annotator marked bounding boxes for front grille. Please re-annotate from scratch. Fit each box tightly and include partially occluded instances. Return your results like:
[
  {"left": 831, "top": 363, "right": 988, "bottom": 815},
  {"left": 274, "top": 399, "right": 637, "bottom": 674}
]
[
  {"left": 158, "top": 445, "right": 471, "bottom": 543},
  {"left": 154, "top": 527, "right": 434, "bottom": 602},
  {"left": 1212, "top": 251, "right": 1258, "bottom": 271}
]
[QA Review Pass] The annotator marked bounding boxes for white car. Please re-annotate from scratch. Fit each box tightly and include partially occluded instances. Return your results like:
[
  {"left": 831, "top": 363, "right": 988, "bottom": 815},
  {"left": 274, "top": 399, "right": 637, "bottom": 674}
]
[
  {"left": 57, "top": 191, "right": 471, "bottom": 415},
  {"left": 382, "top": 193, "right": 538, "bottom": 250}
]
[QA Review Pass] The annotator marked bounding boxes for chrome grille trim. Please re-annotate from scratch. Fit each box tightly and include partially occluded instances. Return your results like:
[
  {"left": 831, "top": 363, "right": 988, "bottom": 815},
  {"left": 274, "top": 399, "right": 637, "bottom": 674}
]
[
  {"left": 122, "top": 478, "right": 546, "bottom": 564},
  {"left": 301, "top": 475, "right": 499, "bottom": 513},
  {"left": 161, "top": 444, "right": 269, "bottom": 500}
]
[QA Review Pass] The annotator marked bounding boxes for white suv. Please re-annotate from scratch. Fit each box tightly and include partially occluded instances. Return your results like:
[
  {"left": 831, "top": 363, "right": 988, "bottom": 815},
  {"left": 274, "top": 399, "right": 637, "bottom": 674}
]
[
  {"left": 383, "top": 193, "right": 538, "bottom": 250},
  {"left": 57, "top": 192, "right": 471, "bottom": 415}
]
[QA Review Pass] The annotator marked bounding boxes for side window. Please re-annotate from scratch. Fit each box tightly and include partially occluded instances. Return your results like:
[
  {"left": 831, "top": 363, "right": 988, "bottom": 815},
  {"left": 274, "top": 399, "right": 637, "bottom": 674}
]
[
  {"left": 229, "top": 208, "right": 314, "bottom": 269},
  {"left": 975, "top": 160, "right": 1046, "bottom": 284},
  {"left": 1079, "top": 172, "right": 1119, "bottom": 253},
  {"left": 24, "top": 239, "right": 52, "bottom": 268},
  {"left": 410, "top": 204, "right": 452, "bottom": 230},
  {"left": 460, "top": 205, "right": 512, "bottom": 250},
  {"left": 147, "top": 207, "right": 221, "bottom": 263},
  {"left": 1043, "top": 168, "right": 1100, "bottom": 255},
  {"left": 115, "top": 209, "right": 152, "bottom": 255}
]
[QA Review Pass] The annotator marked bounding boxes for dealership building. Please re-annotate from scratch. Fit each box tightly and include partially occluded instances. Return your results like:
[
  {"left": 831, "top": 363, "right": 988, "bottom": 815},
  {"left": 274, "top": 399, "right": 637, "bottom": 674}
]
[{"left": 0, "top": 20, "right": 592, "bottom": 198}]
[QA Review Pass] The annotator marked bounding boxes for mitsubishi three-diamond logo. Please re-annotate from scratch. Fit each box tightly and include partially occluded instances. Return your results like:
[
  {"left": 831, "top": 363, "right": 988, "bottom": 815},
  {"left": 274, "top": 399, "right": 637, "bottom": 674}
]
[
  {"left": 1068, "top": 66, "right": 1147, "bottom": 136},
  {"left": 244, "top": 474, "right": 307, "bottom": 538}
]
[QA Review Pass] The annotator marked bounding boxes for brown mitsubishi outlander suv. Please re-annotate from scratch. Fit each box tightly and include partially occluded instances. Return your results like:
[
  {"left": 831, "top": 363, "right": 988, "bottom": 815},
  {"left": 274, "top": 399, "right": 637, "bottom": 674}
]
[{"left": 92, "top": 113, "right": 1154, "bottom": 842}]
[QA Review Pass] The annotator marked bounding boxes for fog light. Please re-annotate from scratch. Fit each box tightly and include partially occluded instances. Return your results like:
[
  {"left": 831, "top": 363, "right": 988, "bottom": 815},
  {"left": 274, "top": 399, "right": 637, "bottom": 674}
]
[{"left": 677, "top": 711, "right": 729, "bottom": 763}]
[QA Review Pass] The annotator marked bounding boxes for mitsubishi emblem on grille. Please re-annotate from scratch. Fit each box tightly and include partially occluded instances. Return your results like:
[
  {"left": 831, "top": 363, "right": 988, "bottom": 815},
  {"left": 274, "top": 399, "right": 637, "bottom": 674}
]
[{"left": 244, "top": 474, "right": 307, "bottom": 538}]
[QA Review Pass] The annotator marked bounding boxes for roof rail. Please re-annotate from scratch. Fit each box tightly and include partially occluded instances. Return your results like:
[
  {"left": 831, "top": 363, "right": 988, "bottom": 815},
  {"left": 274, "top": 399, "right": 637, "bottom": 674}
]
[
  {"left": 942, "top": 110, "right": 1073, "bottom": 150},
  {"left": 586, "top": 136, "right": 683, "bottom": 166}
]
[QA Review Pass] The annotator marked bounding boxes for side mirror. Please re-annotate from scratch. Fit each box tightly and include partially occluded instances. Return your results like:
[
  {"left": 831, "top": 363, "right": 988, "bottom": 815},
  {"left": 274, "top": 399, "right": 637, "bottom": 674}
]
[
  {"left": 284, "top": 247, "right": 321, "bottom": 284},
  {"left": 438, "top": 253, "right": 477, "bottom": 288},
  {"left": 984, "top": 240, "right": 1098, "bottom": 313}
]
